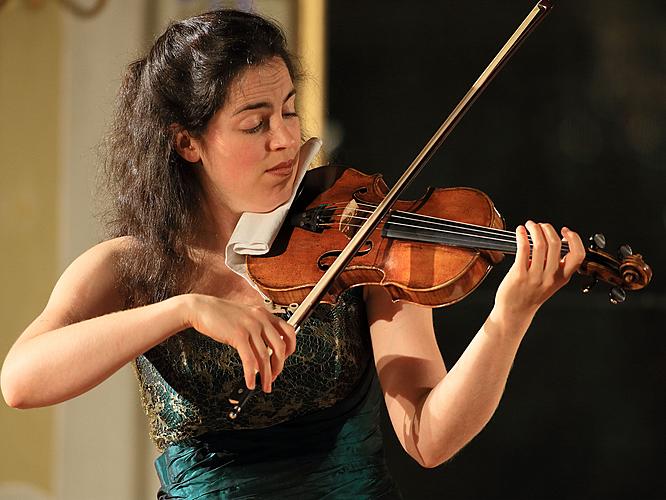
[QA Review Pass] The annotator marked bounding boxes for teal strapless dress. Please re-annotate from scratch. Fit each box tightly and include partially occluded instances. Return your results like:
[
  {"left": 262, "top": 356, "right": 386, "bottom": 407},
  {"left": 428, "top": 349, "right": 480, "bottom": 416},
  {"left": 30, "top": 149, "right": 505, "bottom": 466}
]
[{"left": 134, "top": 289, "right": 402, "bottom": 499}]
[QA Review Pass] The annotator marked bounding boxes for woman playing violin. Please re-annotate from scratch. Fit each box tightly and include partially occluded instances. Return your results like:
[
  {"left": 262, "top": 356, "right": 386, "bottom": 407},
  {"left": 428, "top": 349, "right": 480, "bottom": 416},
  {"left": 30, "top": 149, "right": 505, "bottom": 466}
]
[{"left": 1, "top": 9, "right": 585, "bottom": 499}]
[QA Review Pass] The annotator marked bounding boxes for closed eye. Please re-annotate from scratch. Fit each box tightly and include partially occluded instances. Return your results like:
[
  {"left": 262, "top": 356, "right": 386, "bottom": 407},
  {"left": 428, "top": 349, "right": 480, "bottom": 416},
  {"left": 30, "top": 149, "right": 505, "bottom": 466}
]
[
  {"left": 243, "top": 112, "right": 298, "bottom": 134},
  {"left": 243, "top": 120, "right": 265, "bottom": 134}
]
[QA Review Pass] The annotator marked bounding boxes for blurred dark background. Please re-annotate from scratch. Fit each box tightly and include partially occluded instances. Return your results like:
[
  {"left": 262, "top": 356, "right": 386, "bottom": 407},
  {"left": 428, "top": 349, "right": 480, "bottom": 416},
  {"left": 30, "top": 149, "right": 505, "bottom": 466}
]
[{"left": 327, "top": 1, "right": 664, "bottom": 498}]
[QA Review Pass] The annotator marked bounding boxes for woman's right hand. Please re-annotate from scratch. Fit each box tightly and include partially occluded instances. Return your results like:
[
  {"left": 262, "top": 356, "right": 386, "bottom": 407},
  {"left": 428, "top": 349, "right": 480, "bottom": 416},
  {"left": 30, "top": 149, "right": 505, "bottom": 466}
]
[{"left": 184, "top": 294, "right": 296, "bottom": 393}]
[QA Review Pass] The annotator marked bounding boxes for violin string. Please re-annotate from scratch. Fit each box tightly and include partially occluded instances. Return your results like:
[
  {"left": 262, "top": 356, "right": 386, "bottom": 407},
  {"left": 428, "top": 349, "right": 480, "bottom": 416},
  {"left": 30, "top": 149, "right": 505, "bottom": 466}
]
[
  {"left": 390, "top": 211, "right": 531, "bottom": 245},
  {"left": 316, "top": 205, "right": 571, "bottom": 254},
  {"left": 388, "top": 218, "right": 570, "bottom": 254},
  {"left": 321, "top": 202, "right": 571, "bottom": 250},
  {"left": 328, "top": 213, "right": 517, "bottom": 244},
  {"left": 327, "top": 199, "right": 568, "bottom": 247},
  {"left": 320, "top": 218, "right": 521, "bottom": 254},
  {"left": 322, "top": 205, "right": 548, "bottom": 249},
  {"left": 393, "top": 212, "right": 571, "bottom": 250},
  {"left": 319, "top": 217, "right": 571, "bottom": 256},
  {"left": 323, "top": 202, "right": 528, "bottom": 241}
]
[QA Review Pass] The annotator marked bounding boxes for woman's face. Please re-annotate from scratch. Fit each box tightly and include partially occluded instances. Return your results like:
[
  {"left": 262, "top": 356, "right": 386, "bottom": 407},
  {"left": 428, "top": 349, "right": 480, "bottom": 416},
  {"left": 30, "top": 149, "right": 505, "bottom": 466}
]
[{"left": 191, "top": 57, "right": 301, "bottom": 217}]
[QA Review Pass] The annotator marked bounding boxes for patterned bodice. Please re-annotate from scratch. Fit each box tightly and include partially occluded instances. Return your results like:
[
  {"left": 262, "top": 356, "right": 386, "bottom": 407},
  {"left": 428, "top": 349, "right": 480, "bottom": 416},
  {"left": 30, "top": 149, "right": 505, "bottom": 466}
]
[{"left": 133, "top": 289, "right": 372, "bottom": 451}]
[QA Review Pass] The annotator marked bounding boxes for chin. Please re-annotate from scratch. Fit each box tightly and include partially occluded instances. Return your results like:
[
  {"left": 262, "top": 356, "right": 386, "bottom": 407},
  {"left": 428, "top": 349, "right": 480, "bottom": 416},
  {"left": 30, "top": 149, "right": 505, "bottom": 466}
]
[
  {"left": 246, "top": 175, "right": 297, "bottom": 213},
  {"left": 250, "top": 194, "right": 291, "bottom": 214}
]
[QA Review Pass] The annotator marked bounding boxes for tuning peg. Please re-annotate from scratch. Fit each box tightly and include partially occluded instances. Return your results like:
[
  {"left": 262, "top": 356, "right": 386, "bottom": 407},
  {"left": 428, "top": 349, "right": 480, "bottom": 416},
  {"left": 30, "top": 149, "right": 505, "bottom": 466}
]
[
  {"left": 609, "top": 286, "right": 627, "bottom": 305},
  {"left": 618, "top": 244, "right": 633, "bottom": 259},
  {"left": 589, "top": 233, "right": 606, "bottom": 250},
  {"left": 582, "top": 278, "right": 597, "bottom": 294}
]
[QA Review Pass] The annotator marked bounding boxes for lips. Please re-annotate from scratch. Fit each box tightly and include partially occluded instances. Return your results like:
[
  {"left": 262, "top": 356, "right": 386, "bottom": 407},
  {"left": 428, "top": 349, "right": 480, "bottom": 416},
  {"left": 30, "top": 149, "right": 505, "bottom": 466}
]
[{"left": 265, "top": 158, "right": 295, "bottom": 176}]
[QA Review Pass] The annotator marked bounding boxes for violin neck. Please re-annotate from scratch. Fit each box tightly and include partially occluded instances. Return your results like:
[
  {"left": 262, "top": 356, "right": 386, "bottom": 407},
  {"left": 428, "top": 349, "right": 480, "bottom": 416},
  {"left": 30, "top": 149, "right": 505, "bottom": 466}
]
[{"left": 382, "top": 210, "right": 571, "bottom": 257}]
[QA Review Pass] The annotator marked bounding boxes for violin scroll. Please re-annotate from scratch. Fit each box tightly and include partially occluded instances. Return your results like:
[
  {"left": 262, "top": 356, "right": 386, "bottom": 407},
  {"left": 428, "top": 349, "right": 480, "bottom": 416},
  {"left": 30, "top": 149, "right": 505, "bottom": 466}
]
[{"left": 579, "top": 232, "right": 652, "bottom": 304}]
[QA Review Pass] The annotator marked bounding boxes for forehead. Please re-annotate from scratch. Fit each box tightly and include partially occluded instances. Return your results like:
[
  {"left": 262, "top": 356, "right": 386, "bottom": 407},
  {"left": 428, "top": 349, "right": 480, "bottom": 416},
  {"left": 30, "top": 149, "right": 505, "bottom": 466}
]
[{"left": 226, "top": 57, "right": 293, "bottom": 108}]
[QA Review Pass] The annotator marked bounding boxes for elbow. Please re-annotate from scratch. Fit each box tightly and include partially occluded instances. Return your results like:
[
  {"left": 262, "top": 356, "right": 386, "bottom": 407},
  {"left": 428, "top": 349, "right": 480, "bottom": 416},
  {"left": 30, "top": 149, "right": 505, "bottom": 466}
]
[
  {"left": 1, "top": 381, "right": 22, "bottom": 409},
  {"left": 406, "top": 451, "right": 442, "bottom": 469},
  {"left": 2, "top": 390, "right": 29, "bottom": 410},
  {"left": 409, "top": 442, "right": 458, "bottom": 469},
  {"left": 1, "top": 360, "right": 32, "bottom": 409},
  {"left": 419, "top": 457, "right": 441, "bottom": 469},
  {"left": 416, "top": 453, "right": 450, "bottom": 469}
]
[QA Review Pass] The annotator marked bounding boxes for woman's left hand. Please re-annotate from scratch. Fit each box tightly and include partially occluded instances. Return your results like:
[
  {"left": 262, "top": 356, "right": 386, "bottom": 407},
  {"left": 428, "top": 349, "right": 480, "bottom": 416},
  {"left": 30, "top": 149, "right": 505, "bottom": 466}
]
[{"left": 494, "top": 221, "right": 586, "bottom": 326}]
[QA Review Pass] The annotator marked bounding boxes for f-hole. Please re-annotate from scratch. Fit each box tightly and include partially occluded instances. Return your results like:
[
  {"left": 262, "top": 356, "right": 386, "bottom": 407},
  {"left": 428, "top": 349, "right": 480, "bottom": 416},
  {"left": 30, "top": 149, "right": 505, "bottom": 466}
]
[{"left": 317, "top": 240, "right": 373, "bottom": 271}]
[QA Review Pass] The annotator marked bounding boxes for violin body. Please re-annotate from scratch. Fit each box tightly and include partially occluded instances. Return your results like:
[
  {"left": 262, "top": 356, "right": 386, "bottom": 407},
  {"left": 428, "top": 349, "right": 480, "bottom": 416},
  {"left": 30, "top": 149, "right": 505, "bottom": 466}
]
[{"left": 247, "top": 166, "right": 506, "bottom": 307}]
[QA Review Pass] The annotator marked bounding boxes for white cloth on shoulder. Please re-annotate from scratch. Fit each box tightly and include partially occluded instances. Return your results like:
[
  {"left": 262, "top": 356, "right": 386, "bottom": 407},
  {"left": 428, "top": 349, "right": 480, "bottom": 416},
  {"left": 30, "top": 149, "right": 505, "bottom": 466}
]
[{"left": 224, "top": 137, "right": 322, "bottom": 297}]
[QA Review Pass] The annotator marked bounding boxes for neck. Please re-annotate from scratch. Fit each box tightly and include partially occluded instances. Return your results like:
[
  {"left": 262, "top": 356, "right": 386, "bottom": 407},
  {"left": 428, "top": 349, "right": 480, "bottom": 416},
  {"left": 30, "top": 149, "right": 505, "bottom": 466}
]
[{"left": 194, "top": 193, "right": 241, "bottom": 254}]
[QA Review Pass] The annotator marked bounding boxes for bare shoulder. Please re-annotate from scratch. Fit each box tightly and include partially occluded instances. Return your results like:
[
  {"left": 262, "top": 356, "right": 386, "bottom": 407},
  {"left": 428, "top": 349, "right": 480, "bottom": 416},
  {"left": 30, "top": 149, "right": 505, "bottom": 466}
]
[
  {"left": 20, "top": 237, "right": 137, "bottom": 341},
  {"left": 51, "top": 236, "right": 137, "bottom": 317},
  {"left": 63, "top": 235, "right": 136, "bottom": 275}
]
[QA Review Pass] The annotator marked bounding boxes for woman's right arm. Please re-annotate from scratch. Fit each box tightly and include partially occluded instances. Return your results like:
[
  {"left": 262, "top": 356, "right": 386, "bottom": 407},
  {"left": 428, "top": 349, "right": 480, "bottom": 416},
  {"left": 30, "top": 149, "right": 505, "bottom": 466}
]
[{"left": 1, "top": 238, "right": 294, "bottom": 409}]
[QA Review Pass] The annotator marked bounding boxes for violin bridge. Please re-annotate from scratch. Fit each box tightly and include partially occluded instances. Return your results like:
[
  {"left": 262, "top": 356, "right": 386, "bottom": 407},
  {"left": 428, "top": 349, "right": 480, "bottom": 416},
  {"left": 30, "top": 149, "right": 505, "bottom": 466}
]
[{"left": 339, "top": 199, "right": 360, "bottom": 238}]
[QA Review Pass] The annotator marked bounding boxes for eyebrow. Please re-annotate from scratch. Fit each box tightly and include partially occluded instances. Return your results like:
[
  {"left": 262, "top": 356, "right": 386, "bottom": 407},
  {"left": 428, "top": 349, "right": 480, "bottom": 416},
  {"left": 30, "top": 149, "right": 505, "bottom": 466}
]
[{"left": 232, "top": 88, "right": 297, "bottom": 116}]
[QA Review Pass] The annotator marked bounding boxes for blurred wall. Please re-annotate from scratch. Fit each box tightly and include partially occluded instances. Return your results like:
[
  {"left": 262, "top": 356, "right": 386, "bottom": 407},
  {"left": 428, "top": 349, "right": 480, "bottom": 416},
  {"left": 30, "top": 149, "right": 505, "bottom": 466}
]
[
  {"left": 0, "top": 3, "right": 60, "bottom": 499},
  {"left": 57, "top": 4, "right": 150, "bottom": 500}
]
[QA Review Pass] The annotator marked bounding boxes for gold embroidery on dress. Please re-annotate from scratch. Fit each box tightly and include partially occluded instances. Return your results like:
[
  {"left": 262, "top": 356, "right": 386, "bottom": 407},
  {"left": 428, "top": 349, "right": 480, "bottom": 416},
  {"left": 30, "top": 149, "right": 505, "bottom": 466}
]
[{"left": 134, "top": 289, "right": 370, "bottom": 451}]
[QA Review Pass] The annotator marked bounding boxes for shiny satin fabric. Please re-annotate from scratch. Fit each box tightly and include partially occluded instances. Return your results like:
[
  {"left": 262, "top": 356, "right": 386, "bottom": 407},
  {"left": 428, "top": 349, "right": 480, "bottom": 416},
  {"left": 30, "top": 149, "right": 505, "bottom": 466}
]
[{"left": 155, "top": 364, "right": 402, "bottom": 499}]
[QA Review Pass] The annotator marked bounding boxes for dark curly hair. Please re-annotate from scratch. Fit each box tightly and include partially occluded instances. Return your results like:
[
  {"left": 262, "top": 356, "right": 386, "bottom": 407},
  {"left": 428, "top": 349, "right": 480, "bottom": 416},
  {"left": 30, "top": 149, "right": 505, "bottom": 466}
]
[{"left": 100, "top": 9, "right": 300, "bottom": 307}]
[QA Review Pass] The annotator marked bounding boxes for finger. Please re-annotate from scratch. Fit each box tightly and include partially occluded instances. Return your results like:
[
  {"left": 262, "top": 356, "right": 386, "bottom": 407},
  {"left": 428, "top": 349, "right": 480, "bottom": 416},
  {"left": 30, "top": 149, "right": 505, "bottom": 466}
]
[
  {"left": 248, "top": 331, "right": 273, "bottom": 393},
  {"left": 235, "top": 342, "right": 259, "bottom": 391},
  {"left": 540, "top": 223, "right": 562, "bottom": 278},
  {"left": 281, "top": 322, "right": 297, "bottom": 356},
  {"left": 561, "top": 227, "right": 586, "bottom": 278},
  {"left": 269, "top": 349, "right": 282, "bottom": 384},
  {"left": 513, "top": 225, "right": 530, "bottom": 274},
  {"left": 526, "top": 220, "right": 546, "bottom": 274},
  {"left": 261, "top": 324, "right": 286, "bottom": 383},
  {"left": 262, "top": 320, "right": 286, "bottom": 359},
  {"left": 266, "top": 313, "right": 297, "bottom": 356}
]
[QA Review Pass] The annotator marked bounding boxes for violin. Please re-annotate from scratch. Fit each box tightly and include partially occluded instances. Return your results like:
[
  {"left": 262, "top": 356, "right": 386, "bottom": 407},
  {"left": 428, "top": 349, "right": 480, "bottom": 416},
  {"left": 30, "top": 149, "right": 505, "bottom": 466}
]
[
  {"left": 226, "top": 0, "right": 653, "bottom": 419},
  {"left": 246, "top": 165, "right": 652, "bottom": 308}
]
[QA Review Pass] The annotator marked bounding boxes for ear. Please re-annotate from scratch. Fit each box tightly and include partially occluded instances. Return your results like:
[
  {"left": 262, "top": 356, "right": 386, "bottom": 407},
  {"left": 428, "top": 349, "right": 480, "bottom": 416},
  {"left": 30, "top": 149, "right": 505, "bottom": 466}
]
[{"left": 171, "top": 125, "right": 202, "bottom": 164}]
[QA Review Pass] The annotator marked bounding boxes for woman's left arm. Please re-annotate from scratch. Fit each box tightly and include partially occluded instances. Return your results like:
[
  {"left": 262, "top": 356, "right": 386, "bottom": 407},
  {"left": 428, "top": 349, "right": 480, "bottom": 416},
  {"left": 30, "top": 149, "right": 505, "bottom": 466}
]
[{"left": 366, "top": 222, "right": 585, "bottom": 468}]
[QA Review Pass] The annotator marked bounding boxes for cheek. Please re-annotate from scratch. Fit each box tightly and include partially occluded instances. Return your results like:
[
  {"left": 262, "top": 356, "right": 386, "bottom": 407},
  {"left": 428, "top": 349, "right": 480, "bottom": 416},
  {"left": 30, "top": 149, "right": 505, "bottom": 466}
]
[
  {"left": 204, "top": 138, "right": 262, "bottom": 180},
  {"left": 227, "top": 151, "right": 266, "bottom": 191},
  {"left": 234, "top": 142, "right": 265, "bottom": 168}
]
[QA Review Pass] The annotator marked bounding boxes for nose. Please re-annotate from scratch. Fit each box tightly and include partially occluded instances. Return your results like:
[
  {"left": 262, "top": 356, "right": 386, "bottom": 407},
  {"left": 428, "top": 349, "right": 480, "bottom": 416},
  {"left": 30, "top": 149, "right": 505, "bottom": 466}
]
[{"left": 268, "top": 116, "right": 299, "bottom": 151}]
